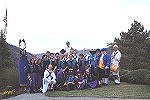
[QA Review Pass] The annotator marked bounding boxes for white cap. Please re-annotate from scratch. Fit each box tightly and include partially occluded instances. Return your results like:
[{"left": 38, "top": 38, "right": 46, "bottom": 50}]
[{"left": 113, "top": 44, "right": 118, "bottom": 48}]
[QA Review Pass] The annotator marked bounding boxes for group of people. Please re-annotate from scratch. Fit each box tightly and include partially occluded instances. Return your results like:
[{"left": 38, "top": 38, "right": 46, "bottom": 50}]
[{"left": 18, "top": 41, "right": 121, "bottom": 93}]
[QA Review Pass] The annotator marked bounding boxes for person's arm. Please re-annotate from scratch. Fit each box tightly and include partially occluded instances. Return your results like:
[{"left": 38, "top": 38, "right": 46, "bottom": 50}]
[
  {"left": 53, "top": 66, "right": 57, "bottom": 73},
  {"left": 27, "top": 64, "right": 30, "bottom": 79},
  {"left": 51, "top": 72, "right": 56, "bottom": 80},
  {"left": 105, "top": 54, "right": 111, "bottom": 69}
]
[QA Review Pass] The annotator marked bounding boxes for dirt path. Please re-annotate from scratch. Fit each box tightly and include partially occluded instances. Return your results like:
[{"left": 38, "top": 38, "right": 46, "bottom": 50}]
[{"left": 4, "top": 93, "right": 145, "bottom": 100}]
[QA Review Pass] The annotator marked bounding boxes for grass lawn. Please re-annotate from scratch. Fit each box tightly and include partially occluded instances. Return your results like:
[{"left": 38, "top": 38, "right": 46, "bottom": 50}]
[{"left": 46, "top": 82, "right": 150, "bottom": 99}]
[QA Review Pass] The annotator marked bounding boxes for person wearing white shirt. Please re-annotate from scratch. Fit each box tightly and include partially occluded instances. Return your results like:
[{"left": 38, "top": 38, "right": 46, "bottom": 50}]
[
  {"left": 65, "top": 41, "right": 73, "bottom": 54},
  {"left": 111, "top": 45, "right": 121, "bottom": 85},
  {"left": 42, "top": 64, "right": 56, "bottom": 93},
  {"left": 83, "top": 48, "right": 89, "bottom": 61}
]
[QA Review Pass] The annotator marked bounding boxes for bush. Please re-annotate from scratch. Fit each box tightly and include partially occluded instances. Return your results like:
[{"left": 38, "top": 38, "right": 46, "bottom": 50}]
[
  {"left": 144, "top": 73, "right": 150, "bottom": 85},
  {"left": 120, "top": 69, "right": 130, "bottom": 77},
  {"left": 109, "top": 69, "right": 130, "bottom": 81},
  {"left": 1, "top": 68, "right": 19, "bottom": 89},
  {"left": 121, "top": 69, "right": 150, "bottom": 85}
]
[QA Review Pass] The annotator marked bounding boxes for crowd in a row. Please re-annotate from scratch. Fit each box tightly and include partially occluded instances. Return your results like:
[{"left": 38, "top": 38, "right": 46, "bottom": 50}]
[{"left": 25, "top": 43, "right": 121, "bottom": 93}]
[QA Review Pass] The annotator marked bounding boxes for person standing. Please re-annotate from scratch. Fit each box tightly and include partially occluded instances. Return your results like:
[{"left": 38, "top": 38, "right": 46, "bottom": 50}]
[
  {"left": 35, "top": 58, "right": 42, "bottom": 92},
  {"left": 88, "top": 49, "right": 97, "bottom": 77},
  {"left": 65, "top": 41, "right": 73, "bottom": 54},
  {"left": 27, "top": 58, "right": 38, "bottom": 93},
  {"left": 67, "top": 54, "right": 78, "bottom": 75},
  {"left": 83, "top": 48, "right": 89, "bottom": 66},
  {"left": 111, "top": 45, "right": 121, "bottom": 85},
  {"left": 41, "top": 54, "right": 49, "bottom": 76},
  {"left": 18, "top": 39, "right": 28, "bottom": 92},
  {"left": 78, "top": 54, "right": 86, "bottom": 74},
  {"left": 98, "top": 48, "right": 111, "bottom": 86}
]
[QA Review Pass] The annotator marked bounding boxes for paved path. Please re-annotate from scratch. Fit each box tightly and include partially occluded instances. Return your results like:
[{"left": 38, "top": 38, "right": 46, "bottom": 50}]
[{"left": 4, "top": 93, "right": 146, "bottom": 100}]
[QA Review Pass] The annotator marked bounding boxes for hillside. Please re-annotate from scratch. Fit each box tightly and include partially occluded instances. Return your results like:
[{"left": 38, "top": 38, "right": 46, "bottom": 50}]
[{"left": 7, "top": 43, "right": 32, "bottom": 67}]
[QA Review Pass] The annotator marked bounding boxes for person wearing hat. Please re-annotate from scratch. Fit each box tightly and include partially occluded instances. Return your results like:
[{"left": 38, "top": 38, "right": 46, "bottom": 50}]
[
  {"left": 98, "top": 48, "right": 111, "bottom": 86},
  {"left": 88, "top": 49, "right": 97, "bottom": 77},
  {"left": 60, "top": 49, "right": 66, "bottom": 54},
  {"left": 111, "top": 45, "right": 121, "bottom": 85}
]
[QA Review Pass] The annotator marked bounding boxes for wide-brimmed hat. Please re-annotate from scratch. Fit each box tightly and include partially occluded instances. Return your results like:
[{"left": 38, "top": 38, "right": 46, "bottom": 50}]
[
  {"left": 60, "top": 49, "right": 66, "bottom": 54},
  {"left": 90, "top": 49, "right": 96, "bottom": 54}
]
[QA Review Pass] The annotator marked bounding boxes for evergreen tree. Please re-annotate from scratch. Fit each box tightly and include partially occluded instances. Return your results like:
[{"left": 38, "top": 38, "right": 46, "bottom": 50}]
[{"left": 108, "top": 21, "right": 150, "bottom": 70}]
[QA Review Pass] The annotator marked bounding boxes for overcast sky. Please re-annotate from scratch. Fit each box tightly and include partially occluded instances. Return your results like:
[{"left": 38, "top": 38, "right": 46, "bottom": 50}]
[{"left": 0, "top": 0, "right": 150, "bottom": 54}]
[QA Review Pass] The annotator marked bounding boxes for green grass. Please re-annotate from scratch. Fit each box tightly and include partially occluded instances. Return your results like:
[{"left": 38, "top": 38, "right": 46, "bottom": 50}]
[{"left": 46, "top": 82, "right": 150, "bottom": 99}]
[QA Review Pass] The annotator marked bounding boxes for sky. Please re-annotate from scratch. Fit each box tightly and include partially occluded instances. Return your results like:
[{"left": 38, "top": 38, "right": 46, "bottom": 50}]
[{"left": 0, "top": 0, "right": 150, "bottom": 54}]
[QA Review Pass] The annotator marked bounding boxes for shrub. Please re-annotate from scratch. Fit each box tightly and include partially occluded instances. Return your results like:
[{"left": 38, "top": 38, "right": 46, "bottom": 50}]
[
  {"left": 144, "top": 73, "right": 150, "bottom": 85},
  {"left": 121, "top": 69, "right": 150, "bottom": 85},
  {"left": 109, "top": 69, "right": 130, "bottom": 81},
  {"left": 120, "top": 69, "right": 130, "bottom": 77},
  {"left": 1, "top": 68, "right": 19, "bottom": 89}
]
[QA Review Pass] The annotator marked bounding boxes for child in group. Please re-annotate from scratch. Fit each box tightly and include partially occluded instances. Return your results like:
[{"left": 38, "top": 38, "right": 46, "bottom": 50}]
[{"left": 42, "top": 64, "right": 56, "bottom": 93}]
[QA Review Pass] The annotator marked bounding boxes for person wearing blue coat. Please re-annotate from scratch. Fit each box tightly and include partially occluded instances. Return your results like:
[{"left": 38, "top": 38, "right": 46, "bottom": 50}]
[
  {"left": 18, "top": 55, "right": 28, "bottom": 92},
  {"left": 98, "top": 48, "right": 111, "bottom": 86}
]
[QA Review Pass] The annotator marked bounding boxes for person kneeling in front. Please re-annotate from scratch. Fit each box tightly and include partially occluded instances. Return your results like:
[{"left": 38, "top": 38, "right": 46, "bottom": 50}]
[{"left": 42, "top": 64, "right": 56, "bottom": 93}]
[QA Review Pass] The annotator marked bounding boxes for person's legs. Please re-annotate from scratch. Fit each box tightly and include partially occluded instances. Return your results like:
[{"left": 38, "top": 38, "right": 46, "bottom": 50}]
[
  {"left": 50, "top": 80, "right": 56, "bottom": 89},
  {"left": 42, "top": 78, "right": 49, "bottom": 93},
  {"left": 97, "top": 68, "right": 104, "bottom": 85},
  {"left": 112, "top": 70, "right": 120, "bottom": 85},
  {"left": 103, "top": 69, "right": 110, "bottom": 85}
]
